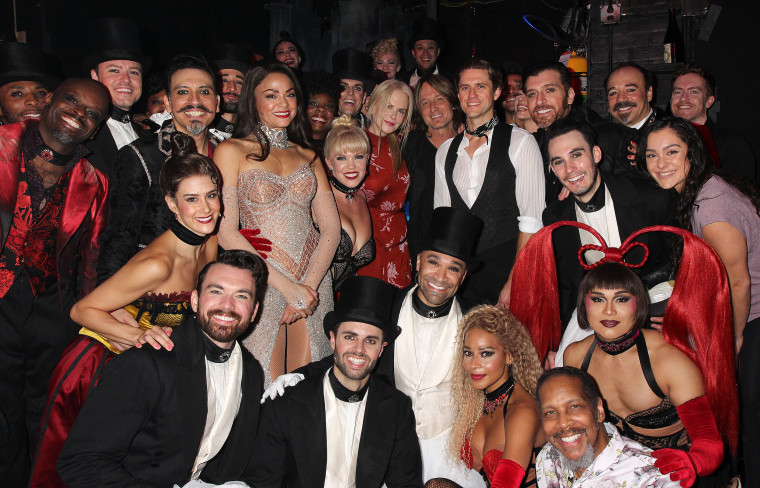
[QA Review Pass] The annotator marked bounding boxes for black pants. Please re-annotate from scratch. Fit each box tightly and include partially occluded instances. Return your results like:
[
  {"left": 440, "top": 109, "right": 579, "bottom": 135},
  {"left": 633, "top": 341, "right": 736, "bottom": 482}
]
[
  {"left": 459, "top": 239, "right": 518, "bottom": 307},
  {"left": 740, "top": 317, "right": 760, "bottom": 487},
  {"left": 0, "top": 276, "right": 78, "bottom": 488}
]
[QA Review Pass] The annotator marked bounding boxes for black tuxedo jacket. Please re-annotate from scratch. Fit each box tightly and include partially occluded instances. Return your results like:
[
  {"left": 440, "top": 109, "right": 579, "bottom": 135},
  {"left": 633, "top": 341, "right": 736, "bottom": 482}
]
[
  {"left": 403, "top": 129, "right": 438, "bottom": 262},
  {"left": 542, "top": 172, "right": 677, "bottom": 324},
  {"left": 58, "top": 321, "right": 263, "bottom": 488},
  {"left": 86, "top": 120, "right": 148, "bottom": 179},
  {"left": 250, "top": 372, "right": 423, "bottom": 487}
]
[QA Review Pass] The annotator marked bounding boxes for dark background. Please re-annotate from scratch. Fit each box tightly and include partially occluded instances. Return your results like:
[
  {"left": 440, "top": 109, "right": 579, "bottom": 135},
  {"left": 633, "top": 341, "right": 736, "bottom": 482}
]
[{"left": 1, "top": 0, "right": 756, "bottom": 156}]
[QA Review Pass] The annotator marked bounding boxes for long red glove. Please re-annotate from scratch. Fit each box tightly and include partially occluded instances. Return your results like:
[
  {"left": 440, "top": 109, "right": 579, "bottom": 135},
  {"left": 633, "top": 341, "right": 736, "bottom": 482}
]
[
  {"left": 653, "top": 395, "right": 724, "bottom": 487},
  {"left": 489, "top": 459, "right": 526, "bottom": 488},
  {"left": 239, "top": 228, "right": 272, "bottom": 259}
]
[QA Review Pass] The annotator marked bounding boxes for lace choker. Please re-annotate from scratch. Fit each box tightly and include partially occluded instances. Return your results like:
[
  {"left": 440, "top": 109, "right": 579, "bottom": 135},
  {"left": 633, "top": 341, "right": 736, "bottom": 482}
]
[
  {"left": 259, "top": 124, "right": 290, "bottom": 150},
  {"left": 595, "top": 329, "right": 640, "bottom": 355},
  {"left": 170, "top": 219, "right": 206, "bottom": 246},
  {"left": 201, "top": 332, "right": 233, "bottom": 363},
  {"left": 574, "top": 179, "right": 605, "bottom": 213},
  {"left": 484, "top": 375, "right": 515, "bottom": 416},
  {"left": 412, "top": 290, "right": 453, "bottom": 319},
  {"left": 111, "top": 106, "right": 131, "bottom": 124},
  {"left": 23, "top": 123, "right": 84, "bottom": 167},
  {"left": 330, "top": 175, "right": 361, "bottom": 201},
  {"left": 329, "top": 367, "right": 369, "bottom": 403},
  {"left": 464, "top": 115, "right": 498, "bottom": 140}
]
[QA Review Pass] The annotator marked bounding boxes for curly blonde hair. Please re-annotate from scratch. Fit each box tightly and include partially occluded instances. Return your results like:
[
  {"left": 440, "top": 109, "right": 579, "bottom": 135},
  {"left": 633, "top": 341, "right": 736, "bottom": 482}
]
[
  {"left": 371, "top": 38, "right": 400, "bottom": 64},
  {"left": 447, "top": 305, "right": 543, "bottom": 464}
]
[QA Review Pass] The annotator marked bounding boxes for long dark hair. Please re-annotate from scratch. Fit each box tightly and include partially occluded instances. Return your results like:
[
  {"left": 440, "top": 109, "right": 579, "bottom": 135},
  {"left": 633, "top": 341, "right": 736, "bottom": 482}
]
[
  {"left": 232, "top": 62, "right": 312, "bottom": 161},
  {"left": 636, "top": 117, "right": 760, "bottom": 233}
]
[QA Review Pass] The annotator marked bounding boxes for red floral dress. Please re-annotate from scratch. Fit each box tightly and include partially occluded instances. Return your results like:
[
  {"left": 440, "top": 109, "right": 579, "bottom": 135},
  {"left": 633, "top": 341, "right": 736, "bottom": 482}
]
[{"left": 357, "top": 131, "right": 411, "bottom": 288}]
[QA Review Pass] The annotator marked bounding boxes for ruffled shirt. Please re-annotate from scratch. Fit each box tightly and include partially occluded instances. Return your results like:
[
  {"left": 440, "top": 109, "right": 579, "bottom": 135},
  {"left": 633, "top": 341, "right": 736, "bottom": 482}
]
[{"left": 535, "top": 423, "right": 680, "bottom": 488}]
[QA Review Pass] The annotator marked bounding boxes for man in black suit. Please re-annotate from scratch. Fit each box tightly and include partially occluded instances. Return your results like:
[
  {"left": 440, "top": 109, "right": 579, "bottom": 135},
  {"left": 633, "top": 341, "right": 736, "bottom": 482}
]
[
  {"left": 541, "top": 119, "right": 676, "bottom": 330},
  {"left": 58, "top": 250, "right": 267, "bottom": 488},
  {"left": 84, "top": 18, "right": 150, "bottom": 178},
  {"left": 399, "top": 18, "right": 450, "bottom": 89},
  {"left": 251, "top": 276, "right": 423, "bottom": 488}
]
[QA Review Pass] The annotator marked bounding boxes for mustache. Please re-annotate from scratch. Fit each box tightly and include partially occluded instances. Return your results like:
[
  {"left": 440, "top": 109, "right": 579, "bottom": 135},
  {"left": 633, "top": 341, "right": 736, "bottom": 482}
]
[
  {"left": 613, "top": 101, "right": 637, "bottom": 111},
  {"left": 206, "top": 308, "right": 242, "bottom": 323},
  {"left": 222, "top": 92, "right": 239, "bottom": 98},
  {"left": 178, "top": 104, "right": 212, "bottom": 113},
  {"left": 553, "top": 427, "right": 587, "bottom": 440}
]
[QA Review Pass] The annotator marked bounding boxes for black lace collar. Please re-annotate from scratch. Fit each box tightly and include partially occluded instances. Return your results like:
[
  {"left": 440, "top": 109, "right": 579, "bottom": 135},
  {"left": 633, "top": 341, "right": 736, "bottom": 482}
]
[
  {"left": 201, "top": 332, "right": 234, "bottom": 363},
  {"left": 574, "top": 178, "right": 606, "bottom": 213},
  {"left": 329, "top": 367, "right": 369, "bottom": 403},
  {"left": 595, "top": 329, "right": 640, "bottom": 355},
  {"left": 111, "top": 106, "right": 131, "bottom": 124},
  {"left": 412, "top": 290, "right": 453, "bottom": 319}
]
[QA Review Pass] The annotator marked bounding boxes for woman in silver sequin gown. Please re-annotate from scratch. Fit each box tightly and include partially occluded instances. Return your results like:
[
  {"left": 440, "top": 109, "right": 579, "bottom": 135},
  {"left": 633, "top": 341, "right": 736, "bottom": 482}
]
[{"left": 214, "top": 63, "right": 340, "bottom": 387}]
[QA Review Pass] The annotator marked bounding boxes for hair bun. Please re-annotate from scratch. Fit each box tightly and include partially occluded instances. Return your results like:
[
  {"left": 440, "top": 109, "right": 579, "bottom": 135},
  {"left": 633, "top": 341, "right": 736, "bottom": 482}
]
[
  {"left": 170, "top": 132, "right": 197, "bottom": 158},
  {"left": 331, "top": 114, "right": 356, "bottom": 129}
]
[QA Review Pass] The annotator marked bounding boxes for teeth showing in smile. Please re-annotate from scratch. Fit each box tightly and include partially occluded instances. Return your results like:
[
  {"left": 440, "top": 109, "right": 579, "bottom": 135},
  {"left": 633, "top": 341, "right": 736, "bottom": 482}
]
[
  {"left": 185, "top": 110, "right": 206, "bottom": 117},
  {"left": 428, "top": 281, "right": 445, "bottom": 291},
  {"left": 196, "top": 216, "right": 213, "bottom": 223},
  {"left": 213, "top": 314, "right": 235, "bottom": 324},
  {"left": 347, "top": 356, "right": 366, "bottom": 366},
  {"left": 60, "top": 115, "right": 82, "bottom": 130},
  {"left": 657, "top": 170, "right": 676, "bottom": 177},
  {"left": 311, "top": 116, "right": 327, "bottom": 123},
  {"left": 115, "top": 88, "right": 133, "bottom": 93},
  {"left": 343, "top": 100, "right": 356, "bottom": 106},
  {"left": 568, "top": 174, "right": 584, "bottom": 183},
  {"left": 537, "top": 108, "right": 552, "bottom": 114},
  {"left": 561, "top": 433, "right": 581, "bottom": 443}
]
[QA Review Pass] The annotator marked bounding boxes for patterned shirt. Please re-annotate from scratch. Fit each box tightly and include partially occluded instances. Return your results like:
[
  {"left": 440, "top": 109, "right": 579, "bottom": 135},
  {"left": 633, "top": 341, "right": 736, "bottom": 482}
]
[{"left": 536, "top": 423, "right": 680, "bottom": 488}]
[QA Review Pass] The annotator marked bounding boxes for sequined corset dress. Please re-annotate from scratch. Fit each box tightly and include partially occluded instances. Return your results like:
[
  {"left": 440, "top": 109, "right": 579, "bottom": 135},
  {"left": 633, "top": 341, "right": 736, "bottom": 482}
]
[{"left": 237, "top": 164, "right": 333, "bottom": 386}]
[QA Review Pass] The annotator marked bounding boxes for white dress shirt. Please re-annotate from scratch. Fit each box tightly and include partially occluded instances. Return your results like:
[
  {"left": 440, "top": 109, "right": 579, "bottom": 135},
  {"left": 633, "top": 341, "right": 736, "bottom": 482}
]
[
  {"left": 105, "top": 118, "right": 139, "bottom": 149},
  {"left": 433, "top": 126, "right": 545, "bottom": 234}
]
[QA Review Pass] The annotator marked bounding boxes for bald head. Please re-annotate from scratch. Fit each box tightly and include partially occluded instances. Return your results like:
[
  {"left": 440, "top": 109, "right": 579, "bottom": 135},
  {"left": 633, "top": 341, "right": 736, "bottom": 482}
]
[{"left": 40, "top": 78, "right": 110, "bottom": 152}]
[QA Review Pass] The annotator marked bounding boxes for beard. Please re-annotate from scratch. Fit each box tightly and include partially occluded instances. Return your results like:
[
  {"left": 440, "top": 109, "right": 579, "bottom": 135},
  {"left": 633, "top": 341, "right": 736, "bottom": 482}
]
[
  {"left": 334, "top": 349, "right": 376, "bottom": 382},
  {"left": 558, "top": 442, "right": 596, "bottom": 474},
  {"left": 196, "top": 307, "right": 247, "bottom": 343},
  {"left": 184, "top": 120, "right": 208, "bottom": 136},
  {"left": 613, "top": 101, "right": 638, "bottom": 124},
  {"left": 51, "top": 127, "right": 75, "bottom": 145},
  {"left": 220, "top": 97, "right": 238, "bottom": 114}
]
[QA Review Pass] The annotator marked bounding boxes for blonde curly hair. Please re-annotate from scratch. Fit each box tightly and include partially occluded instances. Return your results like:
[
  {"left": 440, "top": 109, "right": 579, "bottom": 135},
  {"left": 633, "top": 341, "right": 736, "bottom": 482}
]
[
  {"left": 446, "top": 305, "right": 543, "bottom": 465},
  {"left": 371, "top": 38, "right": 401, "bottom": 64}
]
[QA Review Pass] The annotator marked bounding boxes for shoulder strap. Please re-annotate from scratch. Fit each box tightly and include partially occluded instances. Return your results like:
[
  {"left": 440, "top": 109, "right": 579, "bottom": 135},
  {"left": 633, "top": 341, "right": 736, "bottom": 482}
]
[
  {"left": 636, "top": 333, "right": 666, "bottom": 399},
  {"left": 580, "top": 340, "right": 595, "bottom": 371}
]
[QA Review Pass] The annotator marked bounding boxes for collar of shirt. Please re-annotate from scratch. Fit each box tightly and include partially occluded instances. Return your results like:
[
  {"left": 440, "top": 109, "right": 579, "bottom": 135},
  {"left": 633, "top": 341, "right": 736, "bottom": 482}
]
[{"left": 631, "top": 108, "right": 654, "bottom": 130}]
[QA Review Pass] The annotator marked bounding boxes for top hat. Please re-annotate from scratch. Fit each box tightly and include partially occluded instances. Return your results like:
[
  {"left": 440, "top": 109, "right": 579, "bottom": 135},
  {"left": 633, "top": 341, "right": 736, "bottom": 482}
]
[
  {"left": 419, "top": 207, "right": 483, "bottom": 268},
  {"left": 332, "top": 48, "right": 373, "bottom": 87},
  {"left": 407, "top": 18, "right": 446, "bottom": 51},
  {"left": 323, "top": 276, "right": 400, "bottom": 343},
  {"left": 208, "top": 43, "right": 250, "bottom": 75},
  {"left": 0, "top": 43, "right": 58, "bottom": 89},
  {"left": 82, "top": 18, "right": 152, "bottom": 73}
]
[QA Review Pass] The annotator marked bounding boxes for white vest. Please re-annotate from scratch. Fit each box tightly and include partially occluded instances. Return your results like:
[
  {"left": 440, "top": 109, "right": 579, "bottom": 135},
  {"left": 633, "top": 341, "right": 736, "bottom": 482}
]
[{"left": 394, "top": 288, "right": 461, "bottom": 439}]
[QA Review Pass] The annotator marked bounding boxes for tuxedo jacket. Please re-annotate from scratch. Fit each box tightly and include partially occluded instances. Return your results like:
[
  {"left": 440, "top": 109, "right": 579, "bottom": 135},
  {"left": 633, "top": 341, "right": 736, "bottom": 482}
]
[
  {"left": 542, "top": 172, "right": 677, "bottom": 324},
  {"left": 0, "top": 121, "right": 109, "bottom": 299},
  {"left": 58, "top": 321, "right": 263, "bottom": 488},
  {"left": 250, "top": 372, "right": 423, "bottom": 487},
  {"left": 403, "top": 129, "right": 438, "bottom": 262},
  {"left": 398, "top": 65, "right": 452, "bottom": 86},
  {"left": 85, "top": 119, "right": 149, "bottom": 179}
]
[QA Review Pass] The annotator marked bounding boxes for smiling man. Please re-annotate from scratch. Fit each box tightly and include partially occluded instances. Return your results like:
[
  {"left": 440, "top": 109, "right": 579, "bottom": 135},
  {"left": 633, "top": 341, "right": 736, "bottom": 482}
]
[
  {"left": 59, "top": 250, "right": 267, "bottom": 487},
  {"left": 434, "top": 58, "right": 545, "bottom": 307},
  {"left": 0, "top": 77, "right": 110, "bottom": 487},
  {"left": 332, "top": 48, "right": 373, "bottom": 129},
  {"left": 209, "top": 43, "right": 250, "bottom": 136},
  {"left": 97, "top": 53, "right": 222, "bottom": 283},
  {"left": 536, "top": 367, "right": 680, "bottom": 487},
  {"left": 400, "top": 18, "right": 450, "bottom": 89},
  {"left": 84, "top": 18, "right": 151, "bottom": 178},
  {"left": 0, "top": 43, "right": 57, "bottom": 126},
  {"left": 252, "top": 276, "right": 423, "bottom": 487}
]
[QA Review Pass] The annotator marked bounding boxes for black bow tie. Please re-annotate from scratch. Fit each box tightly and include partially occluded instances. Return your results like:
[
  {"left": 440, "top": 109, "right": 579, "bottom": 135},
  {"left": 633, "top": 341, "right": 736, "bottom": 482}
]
[{"left": 110, "top": 106, "right": 131, "bottom": 124}]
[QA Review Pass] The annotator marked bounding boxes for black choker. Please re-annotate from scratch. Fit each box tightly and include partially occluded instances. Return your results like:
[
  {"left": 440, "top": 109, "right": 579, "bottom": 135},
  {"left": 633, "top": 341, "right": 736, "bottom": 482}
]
[
  {"left": 595, "top": 329, "right": 640, "bottom": 355},
  {"left": 111, "top": 106, "right": 131, "bottom": 124},
  {"left": 465, "top": 115, "right": 499, "bottom": 140},
  {"left": 329, "top": 367, "right": 369, "bottom": 403},
  {"left": 575, "top": 179, "right": 606, "bottom": 213},
  {"left": 170, "top": 219, "right": 206, "bottom": 246},
  {"left": 330, "top": 175, "right": 361, "bottom": 201},
  {"left": 484, "top": 375, "right": 515, "bottom": 416},
  {"left": 23, "top": 123, "right": 81, "bottom": 167},
  {"left": 201, "top": 332, "right": 234, "bottom": 363},
  {"left": 412, "top": 290, "right": 453, "bottom": 319}
]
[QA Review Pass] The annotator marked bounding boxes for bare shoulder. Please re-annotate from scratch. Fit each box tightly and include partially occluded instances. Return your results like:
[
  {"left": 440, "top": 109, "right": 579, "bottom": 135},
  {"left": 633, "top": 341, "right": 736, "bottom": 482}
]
[
  {"left": 214, "top": 138, "right": 258, "bottom": 164},
  {"left": 644, "top": 330, "right": 705, "bottom": 401},
  {"left": 563, "top": 336, "right": 593, "bottom": 368}
]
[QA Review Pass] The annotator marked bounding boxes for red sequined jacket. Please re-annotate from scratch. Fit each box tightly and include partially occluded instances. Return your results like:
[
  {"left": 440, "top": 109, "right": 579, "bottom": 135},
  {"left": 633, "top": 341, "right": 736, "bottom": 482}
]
[{"left": 0, "top": 121, "right": 109, "bottom": 300}]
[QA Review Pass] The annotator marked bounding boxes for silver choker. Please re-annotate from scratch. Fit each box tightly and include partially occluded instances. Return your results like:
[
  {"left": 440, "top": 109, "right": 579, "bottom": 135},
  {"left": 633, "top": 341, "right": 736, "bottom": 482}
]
[{"left": 260, "top": 124, "right": 290, "bottom": 150}]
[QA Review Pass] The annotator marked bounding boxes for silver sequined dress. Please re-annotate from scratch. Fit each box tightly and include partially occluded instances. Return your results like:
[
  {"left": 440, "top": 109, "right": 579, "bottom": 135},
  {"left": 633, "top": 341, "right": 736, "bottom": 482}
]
[{"left": 238, "top": 164, "right": 333, "bottom": 386}]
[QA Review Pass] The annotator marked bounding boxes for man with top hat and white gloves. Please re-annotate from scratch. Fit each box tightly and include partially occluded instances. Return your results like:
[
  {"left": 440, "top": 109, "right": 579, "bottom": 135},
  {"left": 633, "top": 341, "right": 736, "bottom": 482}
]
[
  {"left": 265, "top": 207, "right": 487, "bottom": 486},
  {"left": 251, "top": 276, "right": 423, "bottom": 487}
]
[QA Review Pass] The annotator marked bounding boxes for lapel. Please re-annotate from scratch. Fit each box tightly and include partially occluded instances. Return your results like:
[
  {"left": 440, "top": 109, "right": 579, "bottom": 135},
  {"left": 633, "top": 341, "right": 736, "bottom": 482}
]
[
  {"left": 56, "top": 157, "right": 103, "bottom": 255},
  {"left": 290, "top": 374, "right": 329, "bottom": 486},
  {"left": 419, "top": 299, "right": 460, "bottom": 388},
  {"left": 0, "top": 122, "right": 24, "bottom": 247},
  {"left": 605, "top": 173, "right": 648, "bottom": 242},
  {"left": 173, "top": 321, "right": 209, "bottom": 474},
  {"left": 356, "top": 375, "right": 395, "bottom": 486}
]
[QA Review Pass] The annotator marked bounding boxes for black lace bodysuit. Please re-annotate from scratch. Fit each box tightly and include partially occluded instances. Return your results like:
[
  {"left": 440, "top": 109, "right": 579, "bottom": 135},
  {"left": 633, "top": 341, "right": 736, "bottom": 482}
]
[{"left": 331, "top": 228, "right": 376, "bottom": 293}]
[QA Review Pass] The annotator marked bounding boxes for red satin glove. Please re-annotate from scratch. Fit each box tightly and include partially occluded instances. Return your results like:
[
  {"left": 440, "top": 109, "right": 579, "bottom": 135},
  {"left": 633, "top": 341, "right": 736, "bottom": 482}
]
[
  {"left": 240, "top": 228, "right": 272, "bottom": 259},
  {"left": 653, "top": 395, "right": 724, "bottom": 487},
  {"left": 489, "top": 459, "right": 525, "bottom": 488}
]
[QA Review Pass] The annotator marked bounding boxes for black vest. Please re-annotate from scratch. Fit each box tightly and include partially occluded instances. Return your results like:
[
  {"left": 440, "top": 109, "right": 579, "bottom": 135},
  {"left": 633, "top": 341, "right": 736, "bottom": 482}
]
[{"left": 444, "top": 123, "right": 519, "bottom": 253}]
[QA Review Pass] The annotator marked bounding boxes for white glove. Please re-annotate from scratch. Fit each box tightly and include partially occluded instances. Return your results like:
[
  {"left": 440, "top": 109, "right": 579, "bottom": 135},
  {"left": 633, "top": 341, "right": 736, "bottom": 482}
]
[{"left": 260, "top": 373, "right": 305, "bottom": 403}]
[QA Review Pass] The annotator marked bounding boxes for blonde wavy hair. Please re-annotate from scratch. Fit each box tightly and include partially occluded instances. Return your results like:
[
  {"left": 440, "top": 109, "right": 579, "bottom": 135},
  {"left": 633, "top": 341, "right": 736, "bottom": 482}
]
[
  {"left": 366, "top": 79, "right": 414, "bottom": 173},
  {"left": 371, "top": 38, "right": 401, "bottom": 64},
  {"left": 324, "top": 114, "right": 371, "bottom": 159},
  {"left": 447, "top": 305, "right": 543, "bottom": 464}
]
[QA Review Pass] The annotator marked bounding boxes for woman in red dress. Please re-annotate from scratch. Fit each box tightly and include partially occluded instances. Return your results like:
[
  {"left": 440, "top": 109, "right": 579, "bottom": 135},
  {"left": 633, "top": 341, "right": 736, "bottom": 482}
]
[{"left": 357, "top": 79, "right": 414, "bottom": 288}]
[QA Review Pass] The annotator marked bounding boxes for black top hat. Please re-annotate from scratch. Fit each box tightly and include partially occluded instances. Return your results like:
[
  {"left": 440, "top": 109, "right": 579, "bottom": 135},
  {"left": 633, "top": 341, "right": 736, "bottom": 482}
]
[
  {"left": 82, "top": 18, "right": 152, "bottom": 73},
  {"left": 0, "top": 43, "right": 58, "bottom": 89},
  {"left": 323, "top": 276, "right": 400, "bottom": 343},
  {"left": 419, "top": 207, "right": 483, "bottom": 268},
  {"left": 332, "top": 48, "right": 373, "bottom": 86},
  {"left": 208, "top": 43, "right": 250, "bottom": 75},
  {"left": 407, "top": 18, "right": 446, "bottom": 51}
]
